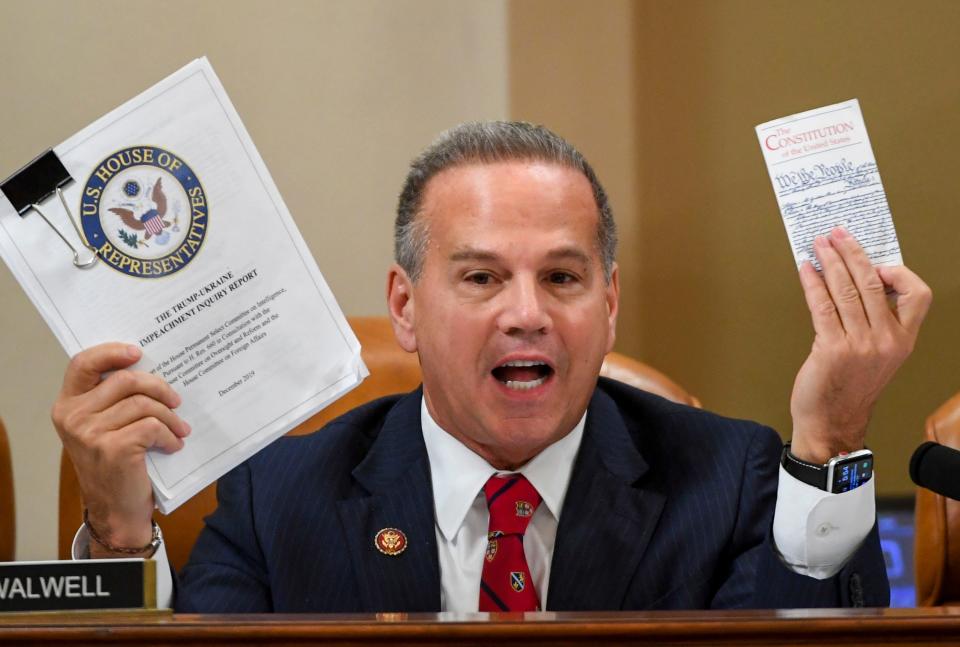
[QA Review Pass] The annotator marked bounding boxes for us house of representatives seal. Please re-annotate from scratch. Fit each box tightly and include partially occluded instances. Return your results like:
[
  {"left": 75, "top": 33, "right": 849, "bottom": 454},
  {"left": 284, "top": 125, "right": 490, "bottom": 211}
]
[{"left": 80, "top": 146, "right": 208, "bottom": 278}]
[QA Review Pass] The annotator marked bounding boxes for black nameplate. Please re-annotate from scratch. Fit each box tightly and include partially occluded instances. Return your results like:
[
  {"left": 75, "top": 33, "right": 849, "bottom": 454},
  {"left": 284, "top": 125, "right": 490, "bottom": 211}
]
[
  {"left": 0, "top": 149, "right": 72, "bottom": 215},
  {"left": 0, "top": 559, "right": 155, "bottom": 613}
]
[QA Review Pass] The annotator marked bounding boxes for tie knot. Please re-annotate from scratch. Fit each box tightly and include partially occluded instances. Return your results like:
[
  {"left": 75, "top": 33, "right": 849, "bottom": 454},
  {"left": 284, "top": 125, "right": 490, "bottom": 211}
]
[{"left": 483, "top": 474, "right": 542, "bottom": 536}]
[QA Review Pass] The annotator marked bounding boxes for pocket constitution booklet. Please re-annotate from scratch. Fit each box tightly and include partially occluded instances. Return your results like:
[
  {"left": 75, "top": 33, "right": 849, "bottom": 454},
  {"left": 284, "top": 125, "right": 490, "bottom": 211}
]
[
  {"left": 0, "top": 58, "right": 367, "bottom": 512},
  {"left": 755, "top": 99, "right": 902, "bottom": 269}
]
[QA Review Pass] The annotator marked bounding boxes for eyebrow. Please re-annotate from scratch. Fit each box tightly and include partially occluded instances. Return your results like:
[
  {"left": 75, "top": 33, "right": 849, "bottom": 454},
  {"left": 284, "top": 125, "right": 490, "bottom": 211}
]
[
  {"left": 448, "top": 245, "right": 593, "bottom": 266},
  {"left": 449, "top": 247, "right": 499, "bottom": 263}
]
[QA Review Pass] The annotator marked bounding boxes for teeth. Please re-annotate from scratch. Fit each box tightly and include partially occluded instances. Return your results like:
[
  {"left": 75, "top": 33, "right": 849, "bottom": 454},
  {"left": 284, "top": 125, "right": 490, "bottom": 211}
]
[
  {"left": 501, "top": 360, "right": 546, "bottom": 368},
  {"left": 504, "top": 376, "right": 548, "bottom": 390}
]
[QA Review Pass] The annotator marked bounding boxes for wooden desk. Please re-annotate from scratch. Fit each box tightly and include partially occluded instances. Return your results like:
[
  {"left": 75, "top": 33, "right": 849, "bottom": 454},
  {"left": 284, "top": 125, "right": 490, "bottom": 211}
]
[{"left": 2, "top": 607, "right": 960, "bottom": 645}]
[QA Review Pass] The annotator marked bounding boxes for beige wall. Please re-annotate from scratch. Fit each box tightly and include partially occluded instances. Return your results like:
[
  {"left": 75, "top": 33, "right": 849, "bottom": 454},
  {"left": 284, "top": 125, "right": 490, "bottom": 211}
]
[
  {"left": 0, "top": 0, "right": 508, "bottom": 560},
  {"left": 632, "top": 0, "right": 960, "bottom": 495}
]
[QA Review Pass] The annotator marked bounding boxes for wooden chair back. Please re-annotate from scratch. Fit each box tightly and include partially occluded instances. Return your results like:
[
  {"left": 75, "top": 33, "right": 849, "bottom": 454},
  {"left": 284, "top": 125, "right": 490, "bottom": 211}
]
[
  {"left": 915, "top": 391, "right": 960, "bottom": 605},
  {"left": 0, "top": 417, "right": 14, "bottom": 562}
]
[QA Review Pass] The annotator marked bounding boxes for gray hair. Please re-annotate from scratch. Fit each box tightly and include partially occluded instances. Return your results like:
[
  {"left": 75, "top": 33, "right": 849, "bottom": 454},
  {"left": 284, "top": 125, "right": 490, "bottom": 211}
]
[{"left": 395, "top": 121, "right": 617, "bottom": 282}]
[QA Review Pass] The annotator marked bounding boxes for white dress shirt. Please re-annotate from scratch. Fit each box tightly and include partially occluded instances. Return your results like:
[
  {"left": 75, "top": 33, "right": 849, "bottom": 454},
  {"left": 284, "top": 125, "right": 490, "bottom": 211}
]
[{"left": 76, "top": 395, "right": 875, "bottom": 610}]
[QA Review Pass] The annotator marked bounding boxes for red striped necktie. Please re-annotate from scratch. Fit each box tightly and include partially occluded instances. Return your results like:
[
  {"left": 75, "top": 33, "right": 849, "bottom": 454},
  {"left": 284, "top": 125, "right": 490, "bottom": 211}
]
[{"left": 478, "top": 474, "right": 542, "bottom": 612}]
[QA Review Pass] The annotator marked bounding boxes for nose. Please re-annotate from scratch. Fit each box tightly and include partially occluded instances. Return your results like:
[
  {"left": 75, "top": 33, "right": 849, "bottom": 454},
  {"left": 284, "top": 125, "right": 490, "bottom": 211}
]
[{"left": 496, "top": 275, "right": 552, "bottom": 337}]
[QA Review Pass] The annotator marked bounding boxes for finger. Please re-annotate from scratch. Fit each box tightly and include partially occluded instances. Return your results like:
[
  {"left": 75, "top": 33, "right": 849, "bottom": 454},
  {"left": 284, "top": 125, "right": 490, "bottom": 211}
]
[
  {"left": 119, "top": 416, "right": 185, "bottom": 455},
  {"left": 877, "top": 265, "right": 933, "bottom": 335},
  {"left": 99, "top": 394, "right": 191, "bottom": 439},
  {"left": 828, "top": 227, "right": 895, "bottom": 330},
  {"left": 798, "top": 259, "right": 844, "bottom": 340},
  {"left": 86, "top": 369, "right": 181, "bottom": 413},
  {"left": 62, "top": 343, "right": 144, "bottom": 398},
  {"left": 814, "top": 235, "right": 869, "bottom": 335}
]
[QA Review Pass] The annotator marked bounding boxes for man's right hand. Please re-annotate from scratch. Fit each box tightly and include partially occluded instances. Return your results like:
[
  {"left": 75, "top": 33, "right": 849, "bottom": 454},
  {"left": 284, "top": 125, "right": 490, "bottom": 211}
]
[{"left": 51, "top": 343, "right": 190, "bottom": 557}]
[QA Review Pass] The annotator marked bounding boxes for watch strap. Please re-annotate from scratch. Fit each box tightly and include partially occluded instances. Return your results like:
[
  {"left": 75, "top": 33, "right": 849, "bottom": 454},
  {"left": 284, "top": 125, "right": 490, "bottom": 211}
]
[{"left": 780, "top": 442, "right": 828, "bottom": 490}]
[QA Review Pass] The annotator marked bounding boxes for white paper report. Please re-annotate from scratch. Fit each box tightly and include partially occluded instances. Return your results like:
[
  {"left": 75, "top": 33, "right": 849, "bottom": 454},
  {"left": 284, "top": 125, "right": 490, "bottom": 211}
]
[{"left": 0, "top": 58, "right": 367, "bottom": 512}]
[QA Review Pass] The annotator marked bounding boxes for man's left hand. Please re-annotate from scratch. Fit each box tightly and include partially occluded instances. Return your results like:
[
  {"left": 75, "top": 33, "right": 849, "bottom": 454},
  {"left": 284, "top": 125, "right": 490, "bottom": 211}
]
[{"left": 789, "top": 226, "right": 932, "bottom": 464}]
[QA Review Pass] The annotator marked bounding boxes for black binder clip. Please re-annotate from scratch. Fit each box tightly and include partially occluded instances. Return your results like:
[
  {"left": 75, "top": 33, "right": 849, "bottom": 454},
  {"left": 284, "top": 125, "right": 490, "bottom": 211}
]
[{"left": 1, "top": 149, "right": 97, "bottom": 268}]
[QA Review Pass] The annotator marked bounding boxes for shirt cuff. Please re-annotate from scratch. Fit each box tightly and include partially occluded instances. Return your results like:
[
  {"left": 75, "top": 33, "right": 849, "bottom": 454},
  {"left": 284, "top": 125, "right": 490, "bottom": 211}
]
[
  {"left": 72, "top": 523, "right": 174, "bottom": 609},
  {"left": 772, "top": 464, "right": 876, "bottom": 580}
]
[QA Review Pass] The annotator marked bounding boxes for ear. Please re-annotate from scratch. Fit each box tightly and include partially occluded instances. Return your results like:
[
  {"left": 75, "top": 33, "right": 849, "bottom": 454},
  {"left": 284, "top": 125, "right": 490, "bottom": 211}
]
[
  {"left": 604, "top": 262, "right": 620, "bottom": 354},
  {"left": 386, "top": 263, "right": 418, "bottom": 352}
]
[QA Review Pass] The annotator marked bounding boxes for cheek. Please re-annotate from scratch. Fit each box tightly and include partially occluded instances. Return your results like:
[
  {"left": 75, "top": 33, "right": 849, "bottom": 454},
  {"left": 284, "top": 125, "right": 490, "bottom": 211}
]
[
  {"left": 418, "top": 303, "right": 488, "bottom": 365},
  {"left": 565, "top": 305, "right": 613, "bottom": 344}
]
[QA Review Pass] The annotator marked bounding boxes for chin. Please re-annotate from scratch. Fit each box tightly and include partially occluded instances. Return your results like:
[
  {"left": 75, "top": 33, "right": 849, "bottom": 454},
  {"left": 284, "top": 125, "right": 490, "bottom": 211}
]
[{"left": 492, "top": 424, "right": 565, "bottom": 462}]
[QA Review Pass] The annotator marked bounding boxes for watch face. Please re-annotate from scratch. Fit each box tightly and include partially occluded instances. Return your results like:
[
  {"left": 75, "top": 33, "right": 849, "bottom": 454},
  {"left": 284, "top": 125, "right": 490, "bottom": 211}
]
[{"left": 831, "top": 454, "right": 874, "bottom": 493}]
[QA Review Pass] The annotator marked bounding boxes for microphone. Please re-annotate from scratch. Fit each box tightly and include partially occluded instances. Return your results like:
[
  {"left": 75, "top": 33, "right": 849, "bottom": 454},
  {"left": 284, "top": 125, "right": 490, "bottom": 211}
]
[{"left": 910, "top": 441, "right": 960, "bottom": 501}]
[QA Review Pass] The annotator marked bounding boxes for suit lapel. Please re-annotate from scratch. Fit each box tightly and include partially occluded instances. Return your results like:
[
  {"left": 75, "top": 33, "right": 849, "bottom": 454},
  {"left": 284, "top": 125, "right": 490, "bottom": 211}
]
[
  {"left": 547, "top": 387, "right": 666, "bottom": 610},
  {"left": 336, "top": 390, "right": 442, "bottom": 612}
]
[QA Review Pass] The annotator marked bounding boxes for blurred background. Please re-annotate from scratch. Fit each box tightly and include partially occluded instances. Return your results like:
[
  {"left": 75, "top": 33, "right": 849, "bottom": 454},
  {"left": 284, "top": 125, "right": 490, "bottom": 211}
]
[{"left": 1, "top": 1, "right": 957, "bottom": 605}]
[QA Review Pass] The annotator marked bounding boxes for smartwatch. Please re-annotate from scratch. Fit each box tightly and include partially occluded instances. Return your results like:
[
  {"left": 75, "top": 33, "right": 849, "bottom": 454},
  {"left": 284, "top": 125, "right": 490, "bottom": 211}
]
[{"left": 780, "top": 442, "right": 874, "bottom": 493}]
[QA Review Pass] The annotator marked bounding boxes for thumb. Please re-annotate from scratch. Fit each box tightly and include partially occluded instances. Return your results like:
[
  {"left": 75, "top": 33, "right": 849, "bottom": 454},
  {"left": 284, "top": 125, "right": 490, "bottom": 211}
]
[{"left": 876, "top": 265, "right": 933, "bottom": 335}]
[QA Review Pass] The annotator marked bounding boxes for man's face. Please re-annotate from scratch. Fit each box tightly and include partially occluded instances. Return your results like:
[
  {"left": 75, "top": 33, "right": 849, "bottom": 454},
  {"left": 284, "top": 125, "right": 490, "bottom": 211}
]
[{"left": 388, "top": 161, "right": 619, "bottom": 469}]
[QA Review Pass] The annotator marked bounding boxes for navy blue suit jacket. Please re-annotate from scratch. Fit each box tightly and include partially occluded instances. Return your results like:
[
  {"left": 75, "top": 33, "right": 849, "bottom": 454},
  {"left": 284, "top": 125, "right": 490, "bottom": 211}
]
[{"left": 176, "top": 378, "right": 888, "bottom": 612}]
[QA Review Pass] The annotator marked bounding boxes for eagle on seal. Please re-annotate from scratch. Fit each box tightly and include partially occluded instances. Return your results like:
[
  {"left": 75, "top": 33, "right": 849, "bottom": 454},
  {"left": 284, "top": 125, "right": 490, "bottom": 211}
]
[{"left": 109, "top": 177, "right": 170, "bottom": 240}]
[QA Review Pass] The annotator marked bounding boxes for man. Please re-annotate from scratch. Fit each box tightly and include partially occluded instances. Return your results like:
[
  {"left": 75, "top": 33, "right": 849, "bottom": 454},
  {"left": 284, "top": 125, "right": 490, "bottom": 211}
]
[{"left": 54, "top": 122, "right": 931, "bottom": 612}]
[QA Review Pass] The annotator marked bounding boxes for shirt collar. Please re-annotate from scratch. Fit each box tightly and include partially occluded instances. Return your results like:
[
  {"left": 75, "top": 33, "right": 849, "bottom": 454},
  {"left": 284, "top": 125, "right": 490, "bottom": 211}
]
[{"left": 420, "top": 396, "right": 586, "bottom": 542}]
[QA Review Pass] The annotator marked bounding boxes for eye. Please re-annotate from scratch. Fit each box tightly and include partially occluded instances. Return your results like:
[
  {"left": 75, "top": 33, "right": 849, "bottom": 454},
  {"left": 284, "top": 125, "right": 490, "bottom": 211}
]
[
  {"left": 548, "top": 271, "right": 577, "bottom": 285},
  {"left": 465, "top": 272, "right": 494, "bottom": 285}
]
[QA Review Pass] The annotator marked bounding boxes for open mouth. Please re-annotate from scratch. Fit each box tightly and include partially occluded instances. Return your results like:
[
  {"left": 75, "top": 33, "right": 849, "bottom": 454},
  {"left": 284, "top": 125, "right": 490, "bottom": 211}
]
[{"left": 491, "top": 360, "right": 554, "bottom": 391}]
